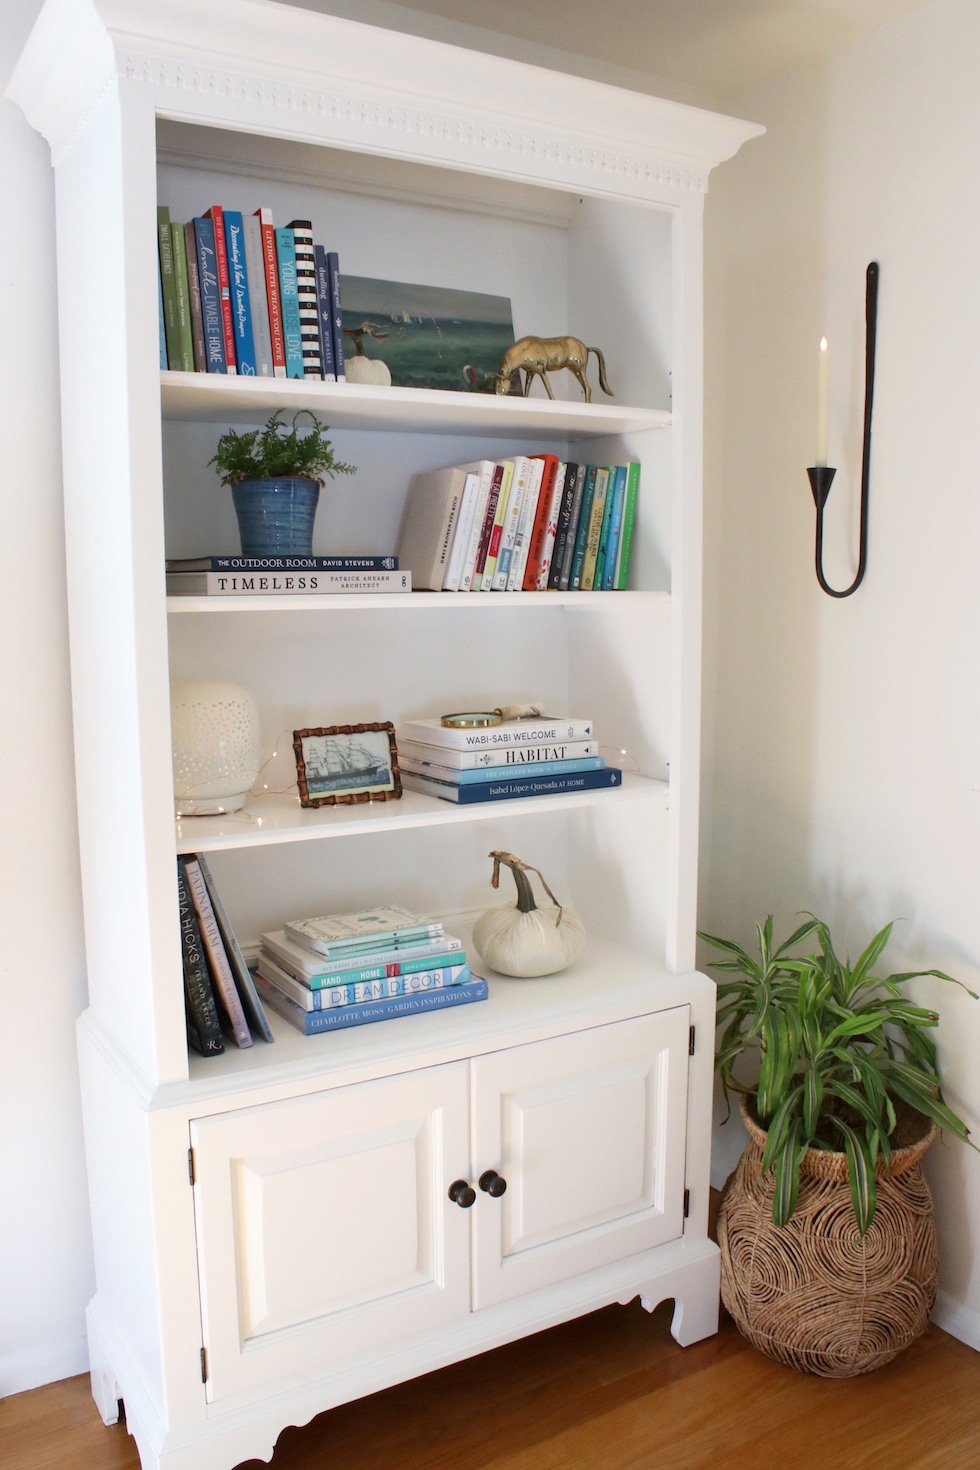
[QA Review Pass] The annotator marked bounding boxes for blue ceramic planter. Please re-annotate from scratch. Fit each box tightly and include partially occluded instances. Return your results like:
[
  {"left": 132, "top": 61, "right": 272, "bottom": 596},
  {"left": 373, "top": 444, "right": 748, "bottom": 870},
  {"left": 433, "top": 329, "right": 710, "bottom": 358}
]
[{"left": 231, "top": 477, "right": 320, "bottom": 557}]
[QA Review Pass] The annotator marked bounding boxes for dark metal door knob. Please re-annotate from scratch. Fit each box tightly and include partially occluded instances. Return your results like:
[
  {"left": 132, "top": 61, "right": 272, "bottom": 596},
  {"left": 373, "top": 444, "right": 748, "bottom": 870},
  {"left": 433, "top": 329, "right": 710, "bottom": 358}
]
[
  {"left": 448, "top": 1179, "right": 476, "bottom": 1208},
  {"left": 479, "top": 1169, "right": 507, "bottom": 1197}
]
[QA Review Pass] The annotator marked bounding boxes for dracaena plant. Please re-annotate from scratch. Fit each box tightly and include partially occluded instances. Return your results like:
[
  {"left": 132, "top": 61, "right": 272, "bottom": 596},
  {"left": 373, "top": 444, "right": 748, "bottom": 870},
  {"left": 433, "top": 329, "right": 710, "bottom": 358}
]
[
  {"left": 700, "top": 915, "right": 975, "bottom": 1234},
  {"left": 210, "top": 410, "right": 356, "bottom": 486}
]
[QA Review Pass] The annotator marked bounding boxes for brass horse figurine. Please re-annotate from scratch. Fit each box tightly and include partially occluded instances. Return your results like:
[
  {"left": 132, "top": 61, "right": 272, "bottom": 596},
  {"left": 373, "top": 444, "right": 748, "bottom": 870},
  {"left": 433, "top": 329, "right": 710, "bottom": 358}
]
[{"left": 494, "top": 335, "right": 613, "bottom": 403}]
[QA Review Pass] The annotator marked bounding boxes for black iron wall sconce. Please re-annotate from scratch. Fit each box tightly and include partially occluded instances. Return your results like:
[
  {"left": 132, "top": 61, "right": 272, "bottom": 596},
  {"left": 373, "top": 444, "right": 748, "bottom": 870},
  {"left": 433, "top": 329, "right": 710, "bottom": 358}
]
[{"left": 806, "top": 261, "right": 879, "bottom": 598}]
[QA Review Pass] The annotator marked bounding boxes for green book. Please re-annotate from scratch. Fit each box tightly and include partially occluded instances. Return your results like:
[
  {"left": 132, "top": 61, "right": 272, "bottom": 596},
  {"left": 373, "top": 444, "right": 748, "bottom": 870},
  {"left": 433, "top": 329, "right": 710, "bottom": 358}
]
[
  {"left": 581, "top": 466, "right": 610, "bottom": 590},
  {"left": 592, "top": 465, "right": 621, "bottom": 590},
  {"left": 157, "top": 205, "right": 180, "bottom": 370},
  {"left": 569, "top": 466, "right": 597, "bottom": 590},
  {"left": 614, "top": 462, "right": 641, "bottom": 590},
  {"left": 169, "top": 222, "right": 196, "bottom": 372}
]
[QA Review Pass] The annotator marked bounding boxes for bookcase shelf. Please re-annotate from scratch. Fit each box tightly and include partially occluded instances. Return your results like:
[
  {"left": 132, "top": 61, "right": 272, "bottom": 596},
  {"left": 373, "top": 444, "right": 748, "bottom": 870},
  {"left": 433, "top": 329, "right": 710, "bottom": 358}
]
[
  {"left": 10, "top": 0, "right": 762, "bottom": 1463},
  {"left": 161, "top": 370, "right": 671, "bottom": 439},
  {"left": 174, "top": 773, "right": 666, "bottom": 854}
]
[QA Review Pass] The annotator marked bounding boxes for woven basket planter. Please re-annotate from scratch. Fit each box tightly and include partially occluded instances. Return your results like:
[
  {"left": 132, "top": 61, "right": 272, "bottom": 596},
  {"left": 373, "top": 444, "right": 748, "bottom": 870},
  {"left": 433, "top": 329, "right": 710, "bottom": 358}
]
[{"left": 717, "top": 1094, "right": 938, "bottom": 1378}]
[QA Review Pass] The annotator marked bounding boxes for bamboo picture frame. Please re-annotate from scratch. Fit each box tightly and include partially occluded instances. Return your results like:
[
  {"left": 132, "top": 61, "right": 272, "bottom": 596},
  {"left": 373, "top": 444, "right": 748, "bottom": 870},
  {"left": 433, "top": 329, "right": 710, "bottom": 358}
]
[{"left": 293, "top": 722, "right": 402, "bottom": 807}]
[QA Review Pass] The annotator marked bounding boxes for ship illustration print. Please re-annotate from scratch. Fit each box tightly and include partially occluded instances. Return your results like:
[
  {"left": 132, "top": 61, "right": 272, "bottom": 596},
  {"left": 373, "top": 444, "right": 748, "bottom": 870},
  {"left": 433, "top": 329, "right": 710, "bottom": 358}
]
[{"left": 304, "top": 733, "right": 394, "bottom": 795}]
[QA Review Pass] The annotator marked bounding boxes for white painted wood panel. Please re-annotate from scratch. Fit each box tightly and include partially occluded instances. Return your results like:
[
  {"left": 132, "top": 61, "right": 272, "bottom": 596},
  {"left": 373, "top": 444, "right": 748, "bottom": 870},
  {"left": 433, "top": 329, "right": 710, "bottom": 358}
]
[
  {"left": 190, "top": 1062, "right": 470, "bottom": 1402},
  {"left": 470, "top": 1010, "right": 689, "bottom": 1308}
]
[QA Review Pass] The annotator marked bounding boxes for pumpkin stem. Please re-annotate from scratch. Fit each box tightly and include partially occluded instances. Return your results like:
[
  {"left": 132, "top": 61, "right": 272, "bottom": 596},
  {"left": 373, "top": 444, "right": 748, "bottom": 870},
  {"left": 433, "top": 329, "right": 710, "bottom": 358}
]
[{"left": 487, "top": 851, "right": 564, "bottom": 925}]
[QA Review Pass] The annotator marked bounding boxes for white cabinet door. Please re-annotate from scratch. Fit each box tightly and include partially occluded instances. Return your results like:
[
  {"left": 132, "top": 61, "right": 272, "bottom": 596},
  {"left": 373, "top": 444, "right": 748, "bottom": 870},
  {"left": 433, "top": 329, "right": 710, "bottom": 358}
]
[
  {"left": 191, "top": 1061, "right": 470, "bottom": 1403},
  {"left": 470, "top": 1010, "right": 690, "bottom": 1308}
]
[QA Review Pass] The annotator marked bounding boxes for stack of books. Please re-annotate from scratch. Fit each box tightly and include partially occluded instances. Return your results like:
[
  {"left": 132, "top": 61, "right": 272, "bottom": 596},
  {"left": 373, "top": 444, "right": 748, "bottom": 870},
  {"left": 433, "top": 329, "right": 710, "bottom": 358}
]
[
  {"left": 397, "top": 456, "right": 639, "bottom": 593},
  {"left": 158, "top": 203, "right": 346, "bottom": 382},
  {"left": 254, "top": 905, "right": 488, "bottom": 1035},
  {"left": 165, "top": 554, "right": 410, "bottom": 597},
  {"left": 398, "top": 715, "right": 622, "bottom": 805},
  {"left": 177, "top": 853, "right": 274, "bottom": 1056}
]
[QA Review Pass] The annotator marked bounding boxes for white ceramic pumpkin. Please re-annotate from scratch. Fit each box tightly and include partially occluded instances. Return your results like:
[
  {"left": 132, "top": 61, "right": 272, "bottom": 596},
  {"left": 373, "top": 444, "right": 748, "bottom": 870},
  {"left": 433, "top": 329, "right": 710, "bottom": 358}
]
[
  {"left": 344, "top": 354, "right": 392, "bottom": 386},
  {"left": 472, "top": 850, "right": 586, "bottom": 978}
]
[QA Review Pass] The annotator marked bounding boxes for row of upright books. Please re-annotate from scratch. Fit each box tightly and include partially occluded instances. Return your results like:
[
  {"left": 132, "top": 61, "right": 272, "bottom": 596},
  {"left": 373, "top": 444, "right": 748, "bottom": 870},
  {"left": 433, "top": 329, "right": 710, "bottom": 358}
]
[
  {"left": 398, "top": 714, "right": 622, "bottom": 805},
  {"left": 254, "top": 906, "right": 488, "bottom": 1035},
  {"left": 177, "top": 853, "right": 273, "bottom": 1055},
  {"left": 397, "top": 454, "right": 639, "bottom": 593},
  {"left": 157, "top": 204, "right": 346, "bottom": 381}
]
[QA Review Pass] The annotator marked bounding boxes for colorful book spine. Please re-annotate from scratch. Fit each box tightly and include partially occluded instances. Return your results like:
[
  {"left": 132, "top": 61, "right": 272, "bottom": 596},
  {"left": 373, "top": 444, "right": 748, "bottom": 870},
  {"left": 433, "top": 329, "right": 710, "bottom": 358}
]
[
  {"left": 260, "top": 931, "right": 463, "bottom": 983},
  {"left": 614, "top": 462, "right": 641, "bottom": 589},
  {"left": 169, "top": 223, "right": 195, "bottom": 372},
  {"left": 548, "top": 463, "right": 578, "bottom": 590},
  {"left": 242, "top": 213, "right": 274, "bottom": 377},
  {"left": 601, "top": 465, "right": 628, "bottom": 590},
  {"left": 397, "top": 738, "right": 598, "bottom": 770},
  {"left": 569, "top": 466, "right": 598, "bottom": 590},
  {"left": 205, "top": 205, "right": 238, "bottom": 372},
  {"left": 285, "top": 919, "right": 444, "bottom": 959},
  {"left": 196, "top": 853, "right": 273, "bottom": 1043},
  {"left": 558, "top": 464, "right": 588, "bottom": 590},
  {"left": 472, "top": 463, "right": 504, "bottom": 590},
  {"left": 157, "top": 257, "right": 167, "bottom": 370},
  {"left": 222, "top": 211, "right": 256, "bottom": 376},
  {"left": 313, "top": 244, "right": 336, "bottom": 381},
  {"left": 258, "top": 956, "right": 469, "bottom": 1010},
  {"left": 255, "top": 208, "right": 286, "bottom": 377},
  {"left": 183, "top": 857, "right": 253, "bottom": 1048},
  {"left": 183, "top": 221, "right": 206, "bottom": 371},
  {"left": 400, "top": 755, "right": 605, "bottom": 784},
  {"left": 581, "top": 467, "right": 609, "bottom": 590},
  {"left": 457, "top": 462, "right": 495, "bottom": 592},
  {"left": 192, "top": 216, "right": 226, "bottom": 374},
  {"left": 274, "top": 227, "right": 305, "bottom": 379},
  {"left": 492, "top": 456, "right": 530, "bottom": 590},
  {"left": 157, "top": 205, "right": 180, "bottom": 370},
  {"left": 255, "top": 972, "right": 488, "bottom": 1035},
  {"left": 508, "top": 456, "right": 543, "bottom": 590},
  {"left": 287, "top": 219, "right": 322, "bottom": 378},
  {"left": 591, "top": 465, "right": 619, "bottom": 589},
  {"left": 401, "top": 767, "right": 622, "bottom": 804},
  {"left": 527, "top": 455, "right": 562, "bottom": 590},
  {"left": 327, "top": 251, "right": 345, "bottom": 382},
  {"left": 176, "top": 857, "right": 224, "bottom": 1056},
  {"left": 167, "top": 555, "right": 399, "bottom": 572}
]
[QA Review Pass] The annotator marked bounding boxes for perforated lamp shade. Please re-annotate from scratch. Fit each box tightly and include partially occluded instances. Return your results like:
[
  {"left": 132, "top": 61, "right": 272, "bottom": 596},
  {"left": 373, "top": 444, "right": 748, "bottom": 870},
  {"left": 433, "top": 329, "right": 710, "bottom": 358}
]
[{"left": 171, "top": 681, "right": 261, "bottom": 816}]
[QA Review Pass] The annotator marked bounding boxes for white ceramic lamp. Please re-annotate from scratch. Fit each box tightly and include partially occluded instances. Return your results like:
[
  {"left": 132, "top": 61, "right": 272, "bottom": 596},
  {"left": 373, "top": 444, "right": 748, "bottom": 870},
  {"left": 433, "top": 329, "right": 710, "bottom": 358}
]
[{"left": 171, "top": 680, "right": 261, "bottom": 816}]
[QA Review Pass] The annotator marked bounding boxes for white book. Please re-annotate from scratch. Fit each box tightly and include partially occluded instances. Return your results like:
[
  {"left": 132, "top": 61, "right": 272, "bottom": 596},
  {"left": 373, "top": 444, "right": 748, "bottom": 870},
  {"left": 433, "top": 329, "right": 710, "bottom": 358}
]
[
  {"left": 166, "top": 570, "right": 411, "bottom": 596},
  {"left": 491, "top": 455, "right": 531, "bottom": 590},
  {"left": 442, "top": 472, "right": 481, "bottom": 591},
  {"left": 398, "top": 737, "right": 599, "bottom": 769},
  {"left": 242, "top": 213, "right": 274, "bottom": 377},
  {"left": 537, "top": 460, "right": 567, "bottom": 589},
  {"left": 399, "top": 716, "right": 595, "bottom": 750},
  {"left": 398, "top": 465, "right": 470, "bottom": 590},
  {"left": 456, "top": 461, "right": 496, "bottom": 592},
  {"left": 507, "top": 456, "right": 545, "bottom": 590}
]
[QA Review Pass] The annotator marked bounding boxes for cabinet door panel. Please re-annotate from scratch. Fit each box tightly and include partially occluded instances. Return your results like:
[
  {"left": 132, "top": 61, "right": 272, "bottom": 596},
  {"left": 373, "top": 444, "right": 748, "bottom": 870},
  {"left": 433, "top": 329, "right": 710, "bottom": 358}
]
[
  {"left": 191, "top": 1061, "right": 470, "bottom": 1402},
  {"left": 471, "top": 1010, "right": 689, "bottom": 1308}
]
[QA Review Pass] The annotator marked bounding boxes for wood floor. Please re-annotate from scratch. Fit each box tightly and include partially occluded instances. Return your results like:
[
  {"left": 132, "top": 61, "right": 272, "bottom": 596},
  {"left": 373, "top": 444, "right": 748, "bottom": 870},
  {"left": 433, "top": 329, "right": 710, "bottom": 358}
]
[{"left": 3, "top": 1302, "right": 979, "bottom": 1470}]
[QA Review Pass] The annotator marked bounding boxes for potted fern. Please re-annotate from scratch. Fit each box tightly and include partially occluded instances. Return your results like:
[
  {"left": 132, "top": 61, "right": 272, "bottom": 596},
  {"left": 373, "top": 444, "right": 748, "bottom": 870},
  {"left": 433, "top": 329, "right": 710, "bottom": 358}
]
[
  {"left": 210, "top": 410, "right": 355, "bottom": 557},
  {"left": 701, "top": 914, "right": 975, "bottom": 1377}
]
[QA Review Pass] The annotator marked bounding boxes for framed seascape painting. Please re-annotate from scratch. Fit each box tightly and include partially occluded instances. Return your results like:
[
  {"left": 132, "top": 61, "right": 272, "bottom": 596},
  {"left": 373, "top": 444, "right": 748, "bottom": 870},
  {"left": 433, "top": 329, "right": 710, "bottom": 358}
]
[
  {"left": 339, "top": 275, "right": 518, "bottom": 393},
  {"left": 293, "top": 722, "right": 403, "bottom": 807}
]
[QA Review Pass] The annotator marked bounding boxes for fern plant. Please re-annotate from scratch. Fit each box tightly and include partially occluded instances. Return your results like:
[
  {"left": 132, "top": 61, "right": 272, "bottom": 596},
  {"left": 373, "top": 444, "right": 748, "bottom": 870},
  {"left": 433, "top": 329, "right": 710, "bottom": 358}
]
[
  {"left": 700, "top": 915, "right": 975, "bottom": 1233},
  {"left": 210, "top": 410, "right": 356, "bottom": 486}
]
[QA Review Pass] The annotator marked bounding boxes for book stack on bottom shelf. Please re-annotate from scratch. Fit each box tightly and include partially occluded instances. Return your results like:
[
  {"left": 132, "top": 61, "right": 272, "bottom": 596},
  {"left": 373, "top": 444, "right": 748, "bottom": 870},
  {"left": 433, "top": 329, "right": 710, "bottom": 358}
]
[
  {"left": 254, "top": 905, "right": 488, "bottom": 1035},
  {"left": 177, "top": 853, "right": 274, "bottom": 1055},
  {"left": 398, "top": 715, "right": 622, "bottom": 804}
]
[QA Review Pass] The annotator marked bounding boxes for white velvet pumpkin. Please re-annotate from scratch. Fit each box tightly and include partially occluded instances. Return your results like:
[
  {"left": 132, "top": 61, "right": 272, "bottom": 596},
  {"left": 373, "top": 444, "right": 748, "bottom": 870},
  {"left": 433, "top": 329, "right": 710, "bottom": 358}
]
[
  {"left": 472, "top": 851, "right": 586, "bottom": 978},
  {"left": 344, "top": 354, "right": 391, "bottom": 386}
]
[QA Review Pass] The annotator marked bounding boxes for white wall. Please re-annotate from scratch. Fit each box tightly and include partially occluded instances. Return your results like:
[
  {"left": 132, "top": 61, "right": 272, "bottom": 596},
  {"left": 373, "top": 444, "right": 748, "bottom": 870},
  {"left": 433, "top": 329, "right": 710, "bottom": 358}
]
[
  {"left": 0, "top": 0, "right": 92, "bottom": 1396},
  {"left": 701, "top": 0, "right": 980, "bottom": 1347}
]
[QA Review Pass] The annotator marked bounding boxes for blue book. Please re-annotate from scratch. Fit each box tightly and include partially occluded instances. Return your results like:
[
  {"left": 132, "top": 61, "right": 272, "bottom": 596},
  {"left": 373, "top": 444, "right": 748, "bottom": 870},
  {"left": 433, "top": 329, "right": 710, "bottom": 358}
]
[
  {"left": 569, "top": 467, "right": 597, "bottom": 590},
  {"left": 158, "top": 259, "right": 167, "bottom": 369},
  {"left": 401, "top": 767, "right": 623, "bottom": 804},
  {"left": 275, "top": 228, "right": 306, "bottom": 379},
  {"left": 255, "top": 972, "right": 488, "bottom": 1034},
  {"left": 598, "top": 465, "right": 627, "bottom": 590},
  {"left": 327, "top": 250, "right": 346, "bottom": 382},
  {"left": 192, "top": 217, "right": 226, "bottom": 374},
  {"left": 313, "top": 244, "right": 336, "bottom": 380},
  {"left": 222, "top": 211, "right": 256, "bottom": 376},
  {"left": 259, "top": 958, "right": 470, "bottom": 1010},
  {"left": 404, "top": 756, "right": 606, "bottom": 786}
]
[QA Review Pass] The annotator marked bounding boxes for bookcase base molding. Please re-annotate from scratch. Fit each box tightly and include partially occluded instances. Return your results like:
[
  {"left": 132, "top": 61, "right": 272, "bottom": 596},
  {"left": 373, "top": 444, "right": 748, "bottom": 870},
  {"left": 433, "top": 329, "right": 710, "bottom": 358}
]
[{"left": 9, "top": 1, "right": 761, "bottom": 1467}]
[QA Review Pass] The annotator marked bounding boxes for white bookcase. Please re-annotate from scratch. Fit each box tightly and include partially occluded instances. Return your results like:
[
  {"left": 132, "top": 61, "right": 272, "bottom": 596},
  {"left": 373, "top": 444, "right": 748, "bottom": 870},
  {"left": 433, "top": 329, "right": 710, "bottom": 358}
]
[{"left": 9, "top": 4, "right": 761, "bottom": 1467}]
